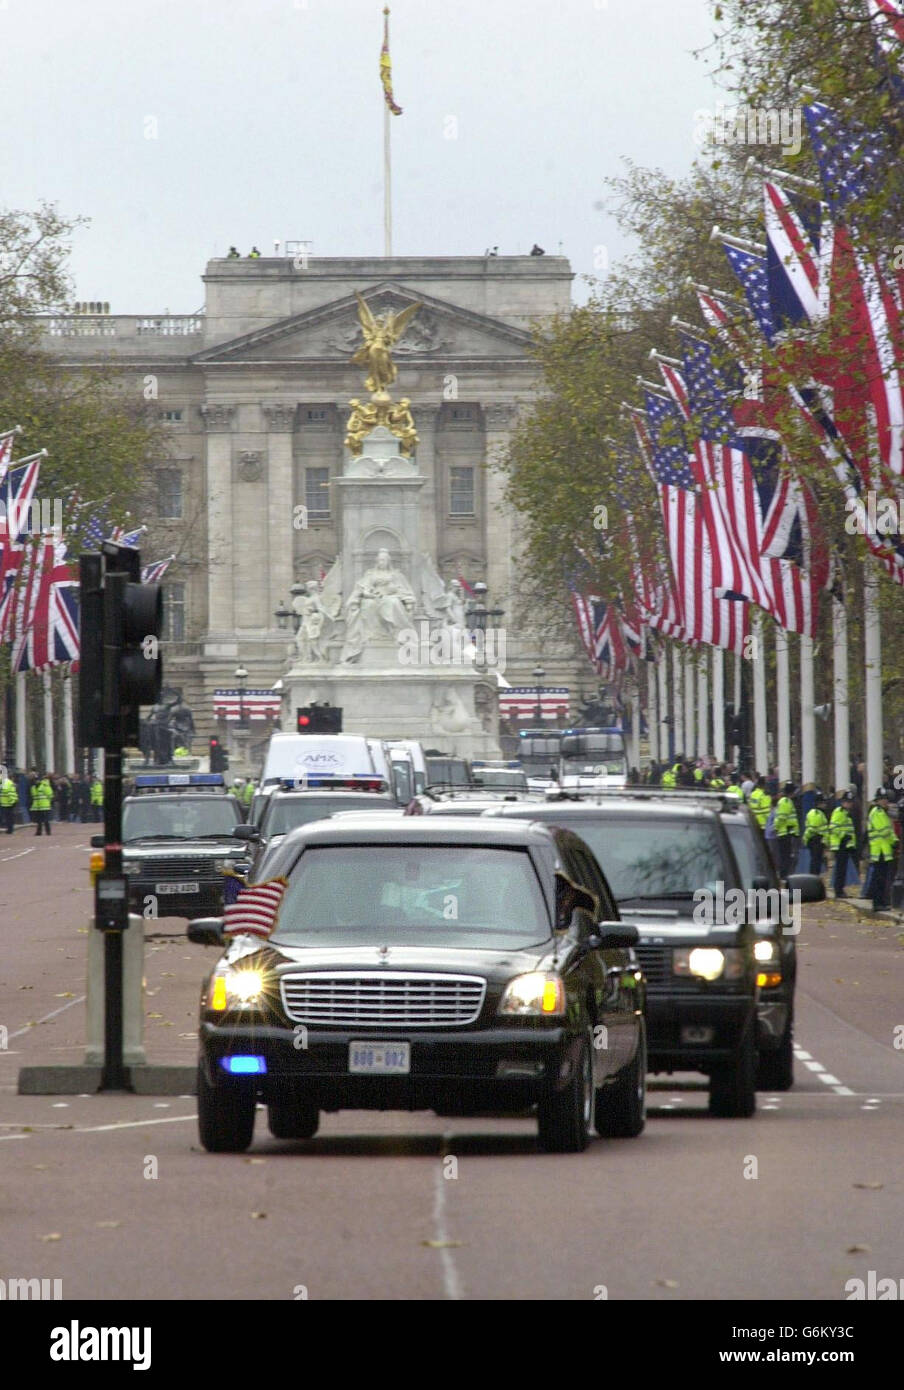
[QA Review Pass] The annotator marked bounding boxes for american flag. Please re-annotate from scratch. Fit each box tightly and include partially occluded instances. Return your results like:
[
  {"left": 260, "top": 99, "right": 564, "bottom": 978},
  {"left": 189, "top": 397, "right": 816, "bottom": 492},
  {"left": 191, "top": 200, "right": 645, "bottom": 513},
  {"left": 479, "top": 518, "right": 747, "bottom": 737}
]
[
  {"left": 642, "top": 384, "right": 748, "bottom": 654},
  {"left": 676, "top": 334, "right": 826, "bottom": 638},
  {"left": 802, "top": 102, "right": 888, "bottom": 224},
  {"left": 223, "top": 877, "right": 288, "bottom": 939},
  {"left": 498, "top": 687, "right": 570, "bottom": 721},
  {"left": 624, "top": 418, "right": 688, "bottom": 641},
  {"left": 867, "top": 0, "right": 904, "bottom": 96},
  {"left": 142, "top": 555, "right": 175, "bottom": 584},
  {"left": 213, "top": 689, "right": 283, "bottom": 721},
  {"left": 722, "top": 244, "right": 775, "bottom": 341}
]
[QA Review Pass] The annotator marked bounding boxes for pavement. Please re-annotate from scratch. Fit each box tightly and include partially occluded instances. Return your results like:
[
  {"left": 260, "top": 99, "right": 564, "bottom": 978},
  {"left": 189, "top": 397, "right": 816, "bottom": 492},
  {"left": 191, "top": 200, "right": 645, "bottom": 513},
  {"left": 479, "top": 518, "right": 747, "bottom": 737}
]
[{"left": 1, "top": 822, "right": 902, "bottom": 1300}]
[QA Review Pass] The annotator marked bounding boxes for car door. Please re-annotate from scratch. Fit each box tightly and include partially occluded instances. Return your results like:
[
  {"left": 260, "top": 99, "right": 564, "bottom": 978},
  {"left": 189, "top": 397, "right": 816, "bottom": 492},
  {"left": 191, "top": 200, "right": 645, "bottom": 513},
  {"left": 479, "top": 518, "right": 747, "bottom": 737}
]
[{"left": 572, "top": 837, "right": 637, "bottom": 1077}]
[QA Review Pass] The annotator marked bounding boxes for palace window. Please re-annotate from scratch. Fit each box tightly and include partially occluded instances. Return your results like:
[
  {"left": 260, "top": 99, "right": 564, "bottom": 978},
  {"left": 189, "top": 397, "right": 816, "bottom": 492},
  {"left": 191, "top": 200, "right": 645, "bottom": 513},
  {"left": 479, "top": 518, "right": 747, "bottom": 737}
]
[
  {"left": 161, "top": 409, "right": 184, "bottom": 423},
  {"left": 305, "top": 407, "right": 328, "bottom": 423},
  {"left": 450, "top": 466, "right": 475, "bottom": 517},
  {"left": 162, "top": 583, "right": 185, "bottom": 642},
  {"left": 156, "top": 468, "right": 183, "bottom": 519},
  {"left": 305, "top": 467, "right": 330, "bottom": 520}
]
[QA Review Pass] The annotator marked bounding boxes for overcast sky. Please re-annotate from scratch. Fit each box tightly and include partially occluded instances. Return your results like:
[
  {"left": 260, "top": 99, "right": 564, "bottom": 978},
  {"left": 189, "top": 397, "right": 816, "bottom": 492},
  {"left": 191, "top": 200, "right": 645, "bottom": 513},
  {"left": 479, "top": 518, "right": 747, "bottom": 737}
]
[{"left": 4, "top": 0, "right": 724, "bottom": 312}]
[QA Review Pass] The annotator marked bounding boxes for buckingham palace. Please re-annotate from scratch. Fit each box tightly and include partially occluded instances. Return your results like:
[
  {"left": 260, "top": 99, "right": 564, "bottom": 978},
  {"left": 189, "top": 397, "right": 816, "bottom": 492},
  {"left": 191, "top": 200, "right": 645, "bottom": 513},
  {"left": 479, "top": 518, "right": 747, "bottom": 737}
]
[{"left": 39, "top": 252, "right": 585, "bottom": 744}]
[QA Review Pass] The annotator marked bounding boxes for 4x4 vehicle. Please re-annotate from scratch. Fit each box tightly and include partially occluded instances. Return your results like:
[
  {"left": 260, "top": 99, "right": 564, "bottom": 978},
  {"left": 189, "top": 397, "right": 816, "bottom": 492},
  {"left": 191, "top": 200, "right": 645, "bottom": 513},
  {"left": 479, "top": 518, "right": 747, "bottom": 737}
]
[
  {"left": 120, "top": 789, "right": 246, "bottom": 919},
  {"left": 190, "top": 817, "right": 647, "bottom": 1154},
  {"left": 483, "top": 794, "right": 825, "bottom": 1115},
  {"left": 231, "top": 782, "right": 396, "bottom": 880},
  {"left": 405, "top": 787, "right": 543, "bottom": 816}
]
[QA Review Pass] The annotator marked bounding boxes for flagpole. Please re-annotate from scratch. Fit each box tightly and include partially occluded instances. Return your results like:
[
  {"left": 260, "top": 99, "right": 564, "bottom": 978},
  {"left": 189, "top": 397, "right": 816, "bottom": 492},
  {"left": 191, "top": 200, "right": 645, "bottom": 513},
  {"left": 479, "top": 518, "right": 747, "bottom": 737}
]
[
  {"left": 775, "top": 627, "right": 791, "bottom": 782},
  {"left": 672, "top": 645, "right": 683, "bottom": 758},
  {"left": 752, "top": 612, "right": 768, "bottom": 774},
  {"left": 732, "top": 649, "right": 742, "bottom": 766},
  {"left": 863, "top": 557, "right": 883, "bottom": 800},
  {"left": 684, "top": 649, "right": 695, "bottom": 759},
  {"left": 799, "top": 634, "right": 816, "bottom": 787},
  {"left": 647, "top": 657, "right": 659, "bottom": 765},
  {"left": 384, "top": 91, "right": 392, "bottom": 256},
  {"left": 712, "top": 646, "right": 725, "bottom": 762},
  {"left": 832, "top": 595, "right": 849, "bottom": 794},
  {"left": 658, "top": 648, "right": 669, "bottom": 763},
  {"left": 15, "top": 671, "right": 26, "bottom": 767},
  {"left": 697, "top": 648, "right": 708, "bottom": 758},
  {"left": 62, "top": 670, "right": 75, "bottom": 774},
  {"left": 42, "top": 669, "right": 54, "bottom": 773}
]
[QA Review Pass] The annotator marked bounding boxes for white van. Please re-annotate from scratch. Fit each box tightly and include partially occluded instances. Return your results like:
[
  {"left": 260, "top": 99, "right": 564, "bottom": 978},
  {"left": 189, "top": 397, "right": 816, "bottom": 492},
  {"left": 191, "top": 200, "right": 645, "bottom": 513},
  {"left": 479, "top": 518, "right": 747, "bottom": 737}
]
[{"left": 260, "top": 733, "right": 385, "bottom": 790}]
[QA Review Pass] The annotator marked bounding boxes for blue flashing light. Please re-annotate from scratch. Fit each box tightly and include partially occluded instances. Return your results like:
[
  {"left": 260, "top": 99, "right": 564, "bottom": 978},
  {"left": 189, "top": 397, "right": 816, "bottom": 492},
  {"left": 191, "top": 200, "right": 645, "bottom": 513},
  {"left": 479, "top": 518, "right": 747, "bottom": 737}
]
[
  {"left": 221, "top": 1055, "right": 267, "bottom": 1075},
  {"left": 135, "top": 773, "right": 225, "bottom": 789}
]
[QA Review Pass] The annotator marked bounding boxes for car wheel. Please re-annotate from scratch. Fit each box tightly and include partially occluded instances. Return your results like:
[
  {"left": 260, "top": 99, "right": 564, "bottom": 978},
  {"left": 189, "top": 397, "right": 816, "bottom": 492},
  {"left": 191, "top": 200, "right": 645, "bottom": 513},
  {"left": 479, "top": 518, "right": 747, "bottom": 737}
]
[
  {"left": 594, "top": 1019, "right": 647, "bottom": 1138},
  {"left": 267, "top": 1096, "right": 320, "bottom": 1140},
  {"left": 536, "top": 1033, "right": 592, "bottom": 1153},
  {"left": 197, "top": 1059, "right": 256, "bottom": 1153},
  {"left": 757, "top": 1011, "right": 794, "bottom": 1092},
  {"left": 709, "top": 1023, "right": 757, "bottom": 1118}
]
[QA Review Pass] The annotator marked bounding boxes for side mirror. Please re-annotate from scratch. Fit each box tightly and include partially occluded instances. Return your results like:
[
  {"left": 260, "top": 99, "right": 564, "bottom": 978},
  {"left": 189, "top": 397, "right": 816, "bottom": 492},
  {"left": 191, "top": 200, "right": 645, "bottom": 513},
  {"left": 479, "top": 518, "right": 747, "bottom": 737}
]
[
  {"left": 230, "top": 824, "right": 259, "bottom": 841},
  {"left": 90, "top": 834, "right": 105, "bottom": 849},
  {"left": 187, "top": 918, "right": 225, "bottom": 947},
  {"left": 590, "top": 920, "right": 639, "bottom": 949},
  {"left": 786, "top": 873, "right": 826, "bottom": 904}
]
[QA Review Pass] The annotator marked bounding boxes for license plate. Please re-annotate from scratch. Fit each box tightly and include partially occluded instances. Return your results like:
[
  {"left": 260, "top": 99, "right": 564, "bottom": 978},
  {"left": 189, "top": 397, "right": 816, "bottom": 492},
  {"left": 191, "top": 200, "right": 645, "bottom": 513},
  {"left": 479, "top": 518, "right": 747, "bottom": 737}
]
[
  {"left": 348, "top": 1042, "right": 410, "bottom": 1075},
  {"left": 155, "top": 881, "right": 200, "bottom": 895}
]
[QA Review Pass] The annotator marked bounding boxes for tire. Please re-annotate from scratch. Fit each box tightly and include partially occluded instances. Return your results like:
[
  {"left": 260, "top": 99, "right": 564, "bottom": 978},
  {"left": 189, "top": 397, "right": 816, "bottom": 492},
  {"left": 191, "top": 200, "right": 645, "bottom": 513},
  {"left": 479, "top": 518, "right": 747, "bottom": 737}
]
[
  {"left": 197, "top": 1059, "right": 256, "bottom": 1153},
  {"left": 267, "top": 1096, "right": 320, "bottom": 1140},
  {"left": 709, "top": 1023, "right": 757, "bottom": 1118},
  {"left": 595, "top": 1020, "right": 647, "bottom": 1138},
  {"left": 757, "top": 1011, "right": 794, "bottom": 1092},
  {"left": 537, "top": 1034, "right": 592, "bottom": 1153}
]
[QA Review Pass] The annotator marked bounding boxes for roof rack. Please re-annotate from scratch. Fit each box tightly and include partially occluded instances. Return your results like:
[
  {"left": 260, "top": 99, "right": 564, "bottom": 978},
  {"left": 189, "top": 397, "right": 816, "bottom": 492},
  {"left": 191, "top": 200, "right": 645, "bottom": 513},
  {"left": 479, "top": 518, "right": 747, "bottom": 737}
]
[{"left": 544, "top": 787, "right": 744, "bottom": 811}]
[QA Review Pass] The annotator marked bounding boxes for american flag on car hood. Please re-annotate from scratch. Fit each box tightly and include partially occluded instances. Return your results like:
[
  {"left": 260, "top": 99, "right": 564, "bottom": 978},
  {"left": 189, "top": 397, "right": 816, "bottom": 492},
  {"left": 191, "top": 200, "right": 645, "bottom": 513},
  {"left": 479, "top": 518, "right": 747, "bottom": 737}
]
[
  {"left": 213, "top": 689, "right": 283, "bottom": 721},
  {"left": 223, "top": 878, "right": 288, "bottom": 939}
]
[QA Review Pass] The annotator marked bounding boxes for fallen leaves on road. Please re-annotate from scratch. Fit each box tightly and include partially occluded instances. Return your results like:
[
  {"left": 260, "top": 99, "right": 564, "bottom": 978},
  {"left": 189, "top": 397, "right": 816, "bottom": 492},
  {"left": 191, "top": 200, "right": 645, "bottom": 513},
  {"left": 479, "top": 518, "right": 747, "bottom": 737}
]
[
  {"left": 250, "top": 1211, "right": 267, "bottom": 1220},
  {"left": 39, "top": 1233, "right": 61, "bottom": 1242},
  {"left": 244, "top": 1158, "right": 266, "bottom": 1165},
  {"left": 18, "top": 984, "right": 33, "bottom": 990},
  {"left": 147, "top": 1012, "right": 163, "bottom": 1019},
  {"left": 54, "top": 992, "right": 75, "bottom": 999},
  {"left": 853, "top": 1181, "right": 883, "bottom": 1190},
  {"left": 846, "top": 1244, "right": 871, "bottom": 1253},
  {"left": 96, "top": 1220, "right": 121, "bottom": 1228},
  {"left": 422, "top": 1239, "right": 464, "bottom": 1249},
  {"left": 653, "top": 1279, "right": 679, "bottom": 1288}
]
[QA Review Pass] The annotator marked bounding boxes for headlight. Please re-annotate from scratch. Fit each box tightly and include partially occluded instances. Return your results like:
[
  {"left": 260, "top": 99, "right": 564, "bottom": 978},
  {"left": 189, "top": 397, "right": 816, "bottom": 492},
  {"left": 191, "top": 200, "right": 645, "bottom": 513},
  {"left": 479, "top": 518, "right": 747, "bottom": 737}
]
[
  {"left": 754, "top": 939, "right": 777, "bottom": 962},
  {"left": 498, "top": 972, "right": 565, "bottom": 1017},
  {"left": 673, "top": 947, "right": 747, "bottom": 982},
  {"left": 213, "top": 858, "right": 230, "bottom": 873},
  {"left": 122, "top": 862, "right": 139, "bottom": 876},
  {"left": 209, "top": 968, "right": 265, "bottom": 1011}
]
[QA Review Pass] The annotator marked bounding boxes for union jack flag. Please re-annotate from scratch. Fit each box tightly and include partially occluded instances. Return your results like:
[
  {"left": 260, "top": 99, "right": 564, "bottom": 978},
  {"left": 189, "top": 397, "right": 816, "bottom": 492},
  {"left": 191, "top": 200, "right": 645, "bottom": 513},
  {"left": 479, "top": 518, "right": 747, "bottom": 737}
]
[
  {"left": 0, "top": 454, "right": 44, "bottom": 642},
  {"left": 141, "top": 555, "right": 175, "bottom": 584},
  {"left": 10, "top": 535, "right": 80, "bottom": 673}
]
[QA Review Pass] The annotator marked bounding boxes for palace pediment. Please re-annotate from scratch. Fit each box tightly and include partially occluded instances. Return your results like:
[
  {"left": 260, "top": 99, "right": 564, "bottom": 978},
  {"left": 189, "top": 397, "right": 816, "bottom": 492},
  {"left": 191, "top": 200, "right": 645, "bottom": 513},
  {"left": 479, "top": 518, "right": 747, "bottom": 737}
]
[{"left": 192, "top": 283, "right": 534, "bottom": 365}]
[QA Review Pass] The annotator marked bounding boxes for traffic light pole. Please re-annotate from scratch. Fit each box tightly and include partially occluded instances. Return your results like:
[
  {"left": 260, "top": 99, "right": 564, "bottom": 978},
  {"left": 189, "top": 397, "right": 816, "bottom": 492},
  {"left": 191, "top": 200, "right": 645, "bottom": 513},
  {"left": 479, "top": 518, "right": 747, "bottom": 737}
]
[{"left": 100, "top": 569, "right": 128, "bottom": 1091}]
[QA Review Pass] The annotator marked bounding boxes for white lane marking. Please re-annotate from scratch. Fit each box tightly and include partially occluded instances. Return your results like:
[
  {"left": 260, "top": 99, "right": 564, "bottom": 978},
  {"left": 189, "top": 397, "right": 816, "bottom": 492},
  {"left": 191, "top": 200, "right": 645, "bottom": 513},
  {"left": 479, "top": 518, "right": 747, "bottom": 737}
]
[
  {"left": 818, "top": 1073, "right": 841, "bottom": 1085},
  {"left": 834, "top": 1087, "right": 855, "bottom": 1096},
  {"left": 73, "top": 1116, "right": 196, "bottom": 1134},
  {"left": 0, "top": 1134, "right": 31, "bottom": 1142},
  {"left": 8, "top": 995, "right": 86, "bottom": 1041},
  {"left": 0, "top": 847, "right": 36, "bottom": 862},
  {"left": 794, "top": 1048, "right": 812, "bottom": 1060},
  {"left": 432, "top": 1131, "right": 463, "bottom": 1302},
  {"left": 803, "top": 1060, "right": 825, "bottom": 1071},
  {"left": 796, "top": 1043, "right": 855, "bottom": 1096}
]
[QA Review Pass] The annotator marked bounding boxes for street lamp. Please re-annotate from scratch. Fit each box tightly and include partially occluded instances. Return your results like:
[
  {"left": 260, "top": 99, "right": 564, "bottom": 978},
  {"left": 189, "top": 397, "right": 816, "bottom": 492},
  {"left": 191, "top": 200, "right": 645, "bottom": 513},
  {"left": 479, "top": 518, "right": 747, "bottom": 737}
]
[
  {"left": 533, "top": 665, "right": 546, "bottom": 723},
  {"left": 274, "top": 600, "right": 291, "bottom": 631},
  {"left": 234, "top": 664, "right": 248, "bottom": 727}
]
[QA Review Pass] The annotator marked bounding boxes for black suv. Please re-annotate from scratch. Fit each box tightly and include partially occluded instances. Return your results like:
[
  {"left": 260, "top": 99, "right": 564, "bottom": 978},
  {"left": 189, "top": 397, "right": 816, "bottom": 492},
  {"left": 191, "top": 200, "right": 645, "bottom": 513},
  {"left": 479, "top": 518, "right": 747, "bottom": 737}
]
[
  {"left": 189, "top": 817, "right": 647, "bottom": 1154},
  {"left": 230, "top": 786, "right": 398, "bottom": 882},
  {"left": 485, "top": 797, "right": 780, "bottom": 1116},
  {"left": 121, "top": 792, "right": 246, "bottom": 919}
]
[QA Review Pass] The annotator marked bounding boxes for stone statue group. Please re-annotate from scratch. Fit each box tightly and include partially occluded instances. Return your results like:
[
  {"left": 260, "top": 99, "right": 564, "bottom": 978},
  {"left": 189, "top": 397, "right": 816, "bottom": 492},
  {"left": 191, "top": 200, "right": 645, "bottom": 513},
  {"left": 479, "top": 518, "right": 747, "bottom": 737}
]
[{"left": 291, "top": 548, "right": 469, "bottom": 667}]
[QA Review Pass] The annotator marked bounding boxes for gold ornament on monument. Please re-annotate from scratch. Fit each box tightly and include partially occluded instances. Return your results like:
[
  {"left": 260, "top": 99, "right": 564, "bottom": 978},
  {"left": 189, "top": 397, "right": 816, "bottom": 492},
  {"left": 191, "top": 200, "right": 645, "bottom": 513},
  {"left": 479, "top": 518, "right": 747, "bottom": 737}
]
[{"left": 345, "top": 291, "right": 422, "bottom": 456}]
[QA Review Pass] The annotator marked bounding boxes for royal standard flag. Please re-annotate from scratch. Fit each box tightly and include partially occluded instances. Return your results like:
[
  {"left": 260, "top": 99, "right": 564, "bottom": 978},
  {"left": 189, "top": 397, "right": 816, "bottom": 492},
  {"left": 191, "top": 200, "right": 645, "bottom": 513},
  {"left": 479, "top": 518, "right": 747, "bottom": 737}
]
[{"left": 380, "top": 6, "right": 402, "bottom": 114}]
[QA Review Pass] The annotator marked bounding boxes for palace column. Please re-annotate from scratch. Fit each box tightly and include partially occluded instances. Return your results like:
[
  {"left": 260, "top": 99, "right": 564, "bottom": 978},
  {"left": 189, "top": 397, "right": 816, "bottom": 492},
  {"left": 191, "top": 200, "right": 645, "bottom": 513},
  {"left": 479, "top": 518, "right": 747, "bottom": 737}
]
[
  {"left": 201, "top": 404, "right": 236, "bottom": 641},
  {"left": 263, "top": 402, "right": 297, "bottom": 628},
  {"left": 483, "top": 403, "right": 518, "bottom": 612},
  {"left": 412, "top": 403, "right": 441, "bottom": 565}
]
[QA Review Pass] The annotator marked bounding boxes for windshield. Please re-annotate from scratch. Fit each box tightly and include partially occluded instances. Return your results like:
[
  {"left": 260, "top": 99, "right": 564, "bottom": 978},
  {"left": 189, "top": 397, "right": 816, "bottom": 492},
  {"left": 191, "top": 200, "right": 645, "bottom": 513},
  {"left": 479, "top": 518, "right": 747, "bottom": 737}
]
[
  {"left": 560, "top": 733, "right": 626, "bottom": 776},
  {"left": 725, "top": 823, "right": 774, "bottom": 890},
  {"left": 518, "top": 736, "right": 562, "bottom": 771},
  {"left": 472, "top": 769, "right": 528, "bottom": 789},
  {"left": 123, "top": 798, "right": 240, "bottom": 842},
  {"left": 517, "top": 813, "right": 725, "bottom": 902},
  {"left": 263, "top": 795, "right": 392, "bottom": 837},
  {"left": 271, "top": 846, "right": 551, "bottom": 949}
]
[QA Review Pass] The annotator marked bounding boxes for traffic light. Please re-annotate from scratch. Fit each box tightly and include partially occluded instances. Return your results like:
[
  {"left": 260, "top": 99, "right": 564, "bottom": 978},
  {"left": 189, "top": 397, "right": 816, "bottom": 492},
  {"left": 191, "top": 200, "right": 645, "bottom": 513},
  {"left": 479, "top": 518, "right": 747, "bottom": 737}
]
[
  {"left": 296, "top": 704, "right": 342, "bottom": 734},
  {"left": 78, "top": 546, "right": 163, "bottom": 748},
  {"left": 209, "top": 736, "right": 229, "bottom": 773}
]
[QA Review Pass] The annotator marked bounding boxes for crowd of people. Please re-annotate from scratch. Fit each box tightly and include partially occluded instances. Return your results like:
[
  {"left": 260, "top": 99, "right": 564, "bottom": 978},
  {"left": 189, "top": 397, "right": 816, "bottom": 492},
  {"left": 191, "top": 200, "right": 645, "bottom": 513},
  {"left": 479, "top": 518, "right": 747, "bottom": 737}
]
[
  {"left": 632, "top": 756, "right": 901, "bottom": 914},
  {"left": 0, "top": 770, "right": 104, "bottom": 834}
]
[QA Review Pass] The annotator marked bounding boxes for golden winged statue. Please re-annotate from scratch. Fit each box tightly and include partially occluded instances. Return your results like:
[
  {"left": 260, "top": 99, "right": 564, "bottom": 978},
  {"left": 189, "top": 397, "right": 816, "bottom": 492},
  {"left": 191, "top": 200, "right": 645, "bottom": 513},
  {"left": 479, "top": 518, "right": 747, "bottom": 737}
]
[{"left": 350, "top": 291, "right": 422, "bottom": 395}]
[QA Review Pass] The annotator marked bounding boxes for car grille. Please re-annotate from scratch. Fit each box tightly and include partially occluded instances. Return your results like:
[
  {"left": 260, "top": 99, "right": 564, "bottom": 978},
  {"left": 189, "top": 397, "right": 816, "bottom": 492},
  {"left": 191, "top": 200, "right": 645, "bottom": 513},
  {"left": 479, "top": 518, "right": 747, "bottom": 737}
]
[
  {"left": 279, "top": 973, "right": 487, "bottom": 1028},
  {"left": 635, "top": 945, "right": 673, "bottom": 987},
  {"left": 133, "top": 857, "right": 214, "bottom": 880}
]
